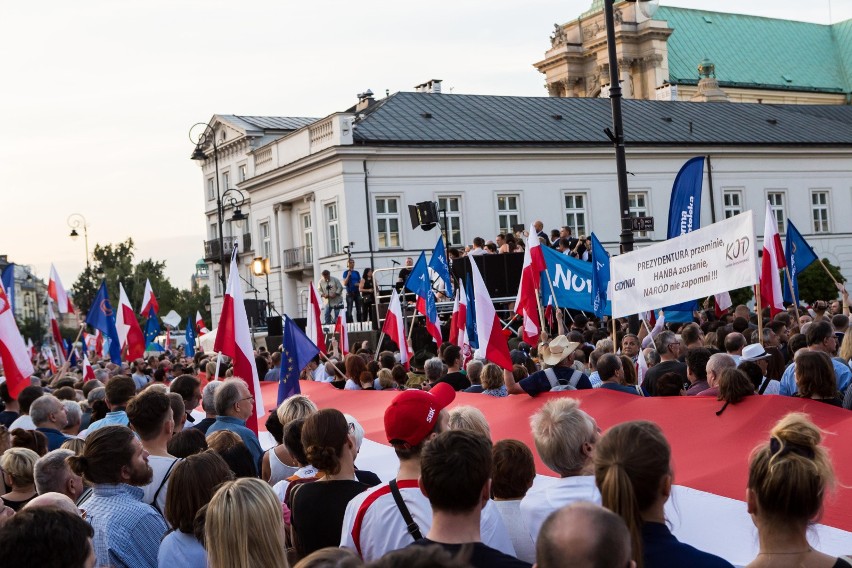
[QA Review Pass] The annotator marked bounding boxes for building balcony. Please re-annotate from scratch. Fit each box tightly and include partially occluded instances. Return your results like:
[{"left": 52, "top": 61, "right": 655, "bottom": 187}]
[
  {"left": 282, "top": 246, "right": 314, "bottom": 276},
  {"left": 203, "top": 236, "right": 240, "bottom": 263}
]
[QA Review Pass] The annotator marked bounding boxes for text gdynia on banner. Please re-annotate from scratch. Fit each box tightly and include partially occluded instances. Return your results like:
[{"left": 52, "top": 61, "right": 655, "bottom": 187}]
[{"left": 610, "top": 211, "right": 758, "bottom": 318}]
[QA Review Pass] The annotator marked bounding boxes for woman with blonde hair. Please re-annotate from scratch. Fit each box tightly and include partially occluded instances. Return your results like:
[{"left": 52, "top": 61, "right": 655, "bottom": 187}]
[
  {"left": 447, "top": 406, "right": 492, "bottom": 440},
  {"left": 262, "top": 395, "right": 318, "bottom": 484},
  {"left": 1, "top": 447, "right": 39, "bottom": 511},
  {"left": 745, "top": 413, "right": 848, "bottom": 567},
  {"left": 480, "top": 363, "right": 508, "bottom": 397},
  {"left": 205, "top": 477, "right": 289, "bottom": 568},
  {"left": 594, "top": 421, "right": 732, "bottom": 568}
]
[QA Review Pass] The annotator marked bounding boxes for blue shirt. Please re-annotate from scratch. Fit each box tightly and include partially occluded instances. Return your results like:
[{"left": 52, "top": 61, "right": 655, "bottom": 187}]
[
  {"left": 206, "top": 415, "right": 264, "bottom": 474},
  {"left": 518, "top": 366, "right": 592, "bottom": 396},
  {"left": 82, "top": 483, "right": 168, "bottom": 568},
  {"left": 158, "top": 530, "right": 207, "bottom": 568},
  {"left": 342, "top": 269, "right": 361, "bottom": 294},
  {"left": 599, "top": 382, "right": 641, "bottom": 395},
  {"left": 88, "top": 410, "right": 129, "bottom": 432},
  {"left": 642, "top": 521, "right": 733, "bottom": 568},
  {"left": 779, "top": 356, "right": 852, "bottom": 396},
  {"left": 36, "top": 427, "right": 69, "bottom": 451}
]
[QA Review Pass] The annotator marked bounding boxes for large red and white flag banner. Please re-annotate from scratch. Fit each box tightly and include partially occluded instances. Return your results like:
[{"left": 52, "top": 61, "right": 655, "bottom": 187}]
[
  {"left": 760, "top": 200, "right": 786, "bottom": 316},
  {"left": 381, "top": 290, "right": 409, "bottom": 368},
  {"left": 214, "top": 248, "right": 264, "bottom": 433},
  {"left": 307, "top": 282, "right": 327, "bottom": 355},
  {"left": 0, "top": 285, "right": 34, "bottom": 398},
  {"left": 140, "top": 279, "right": 159, "bottom": 316},
  {"left": 48, "top": 264, "right": 74, "bottom": 314},
  {"left": 258, "top": 382, "right": 852, "bottom": 566},
  {"left": 335, "top": 311, "right": 349, "bottom": 357},
  {"left": 117, "top": 283, "right": 145, "bottom": 361},
  {"left": 469, "top": 256, "right": 513, "bottom": 370},
  {"left": 195, "top": 311, "right": 209, "bottom": 336}
]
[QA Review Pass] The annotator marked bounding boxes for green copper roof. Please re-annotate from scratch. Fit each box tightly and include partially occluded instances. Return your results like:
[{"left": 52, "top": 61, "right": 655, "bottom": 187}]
[{"left": 656, "top": 6, "right": 852, "bottom": 94}]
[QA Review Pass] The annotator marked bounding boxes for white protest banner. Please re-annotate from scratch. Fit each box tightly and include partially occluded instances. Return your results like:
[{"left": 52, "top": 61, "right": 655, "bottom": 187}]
[{"left": 610, "top": 211, "right": 757, "bottom": 318}]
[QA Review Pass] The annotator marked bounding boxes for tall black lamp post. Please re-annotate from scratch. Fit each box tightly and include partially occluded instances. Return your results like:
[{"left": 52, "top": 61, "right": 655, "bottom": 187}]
[{"left": 67, "top": 213, "right": 91, "bottom": 270}]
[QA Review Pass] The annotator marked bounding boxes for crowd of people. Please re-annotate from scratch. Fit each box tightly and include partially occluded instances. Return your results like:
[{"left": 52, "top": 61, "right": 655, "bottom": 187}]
[{"left": 0, "top": 224, "right": 851, "bottom": 566}]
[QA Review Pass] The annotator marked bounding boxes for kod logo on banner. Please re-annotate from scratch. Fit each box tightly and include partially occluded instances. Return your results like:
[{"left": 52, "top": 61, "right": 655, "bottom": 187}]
[{"left": 540, "top": 246, "right": 610, "bottom": 314}]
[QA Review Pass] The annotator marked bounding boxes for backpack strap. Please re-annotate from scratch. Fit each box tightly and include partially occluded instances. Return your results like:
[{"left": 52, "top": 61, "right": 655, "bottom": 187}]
[
  {"left": 152, "top": 458, "right": 181, "bottom": 516},
  {"left": 567, "top": 369, "right": 583, "bottom": 389},
  {"left": 758, "top": 377, "right": 772, "bottom": 395},
  {"left": 543, "top": 368, "right": 560, "bottom": 389},
  {"left": 389, "top": 479, "right": 423, "bottom": 541}
]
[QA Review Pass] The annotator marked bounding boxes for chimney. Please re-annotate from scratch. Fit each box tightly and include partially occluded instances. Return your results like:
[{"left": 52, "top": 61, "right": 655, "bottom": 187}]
[
  {"left": 414, "top": 79, "right": 443, "bottom": 94},
  {"left": 356, "top": 89, "right": 375, "bottom": 111}
]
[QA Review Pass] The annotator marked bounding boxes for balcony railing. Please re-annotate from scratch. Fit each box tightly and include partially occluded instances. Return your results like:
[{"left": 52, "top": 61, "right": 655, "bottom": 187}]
[
  {"left": 203, "top": 236, "right": 239, "bottom": 263},
  {"left": 282, "top": 246, "right": 313, "bottom": 271}
]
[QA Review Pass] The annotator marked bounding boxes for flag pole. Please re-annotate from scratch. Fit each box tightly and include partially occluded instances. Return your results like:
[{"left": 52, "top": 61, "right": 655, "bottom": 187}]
[
  {"left": 816, "top": 258, "right": 841, "bottom": 287},
  {"left": 534, "top": 287, "right": 546, "bottom": 333},
  {"left": 374, "top": 331, "right": 386, "bottom": 360},
  {"left": 755, "top": 283, "right": 764, "bottom": 345},
  {"left": 318, "top": 351, "right": 347, "bottom": 379},
  {"left": 783, "top": 266, "right": 800, "bottom": 321},
  {"left": 543, "top": 268, "right": 561, "bottom": 312}
]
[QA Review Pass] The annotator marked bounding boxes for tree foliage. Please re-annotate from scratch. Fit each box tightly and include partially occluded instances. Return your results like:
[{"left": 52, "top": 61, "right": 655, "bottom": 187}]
[
  {"left": 797, "top": 258, "right": 845, "bottom": 305},
  {"left": 71, "top": 239, "right": 210, "bottom": 330}
]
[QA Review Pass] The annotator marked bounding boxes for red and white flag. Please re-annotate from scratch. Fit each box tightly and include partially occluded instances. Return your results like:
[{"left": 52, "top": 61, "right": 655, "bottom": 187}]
[
  {"left": 44, "top": 348, "right": 58, "bottom": 375},
  {"left": 48, "top": 264, "right": 74, "bottom": 314},
  {"left": 117, "top": 283, "right": 146, "bottom": 361},
  {"left": 83, "top": 354, "right": 96, "bottom": 381},
  {"left": 94, "top": 330, "right": 104, "bottom": 359},
  {"left": 636, "top": 348, "right": 649, "bottom": 386},
  {"left": 515, "top": 224, "right": 545, "bottom": 345},
  {"left": 449, "top": 282, "right": 467, "bottom": 348},
  {"left": 760, "top": 200, "right": 786, "bottom": 316},
  {"left": 382, "top": 290, "right": 409, "bottom": 369},
  {"left": 47, "top": 300, "right": 66, "bottom": 363},
  {"left": 140, "top": 279, "right": 159, "bottom": 316},
  {"left": 214, "top": 249, "right": 264, "bottom": 433},
  {"left": 195, "top": 311, "right": 209, "bottom": 336},
  {"left": 714, "top": 291, "right": 733, "bottom": 318},
  {"left": 469, "top": 254, "right": 513, "bottom": 370},
  {"left": 26, "top": 338, "right": 35, "bottom": 359},
  {"left": 307, "top": 282, "right": 327, "bottom": 355},
  {"left": 335, "top": 311, "right": 349, "bottom": 357},
  {"left": 0, "top": 285, "right": 34, "bottom": 398}
]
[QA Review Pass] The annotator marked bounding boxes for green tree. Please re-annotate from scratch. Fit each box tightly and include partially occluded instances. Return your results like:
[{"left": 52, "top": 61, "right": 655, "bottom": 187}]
[
  {"left": 797, "top": 259, "right": 845, "bottom": 305},
  {"left": 71, "top": 239, "right": 136, "bottom": 314},
  {"left": 17, "top": 317, "right": 46, "bottom": 343}
]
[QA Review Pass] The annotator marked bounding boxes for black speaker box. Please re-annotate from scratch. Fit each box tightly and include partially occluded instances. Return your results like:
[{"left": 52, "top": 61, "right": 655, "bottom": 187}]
[{"left": 267, "top": 316, "right": 283, "bottom": 336}]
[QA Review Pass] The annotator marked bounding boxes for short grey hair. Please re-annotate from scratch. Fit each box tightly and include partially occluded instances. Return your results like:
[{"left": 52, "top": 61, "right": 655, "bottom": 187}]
[
  {"left": 87, "top": 387, "right": 106, "bottom": 406},
  {"left": 644, "top": 349, "right": 661, "bottom": 367},
  {"left": 654, "top": 331, "right": 679, "bottom": 354},
  {"left": 447, "top": 406, "right": 491, "bottom": 440},
  {"left": 214, "top": 378, "right": 245, "bottom": 416},
  {"left": 62, "top": 401, "right": 82, "bottom": 428},
  {"left": 34, "top": 449, "right": 75, "bottom": 495},
  {"left": 201, "top": 381, "right": 221, "bottom": 414},
  {"left": 531, "top": 398, "right": 596, "bottom": 476},
  {"left": 706, "top": 353, "right": 737, "bottom": 386},
  {"left": 424, "top": 357, "right": 444, "bottom": 381},
  {"left": 466, "top": 360, "right": 484, "bottom": 384},
  {"left": 276, "top": 395, "right": 317, "bottom": 426},
  {"left": 94, "top": 368, "right": 109, "bottom": 383},
  {"left": 30, "top": 395, "right": 63, "bottom": 426}
]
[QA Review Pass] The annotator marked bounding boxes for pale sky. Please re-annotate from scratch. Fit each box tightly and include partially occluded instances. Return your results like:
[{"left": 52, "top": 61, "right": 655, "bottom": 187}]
[{"left": 1, "top": 0, "right": 849, "bottom": 290}]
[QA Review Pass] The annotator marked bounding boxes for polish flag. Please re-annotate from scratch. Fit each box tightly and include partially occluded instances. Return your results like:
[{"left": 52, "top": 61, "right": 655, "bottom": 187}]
[
  {"left": 44, "top": 348, "right": 58, "bottom": 375},
  {"left": 636, "top": 348, "right": 649, "bottom": 386},
  {"left": 140, "top": 279, "right": 159, "bottom": 316},
  {"left": 195, "top": 311, "right": 209, "bottom": 336},
  {"left": 335, "top": 311, "right": 349, "bottom": 357},
  {"left": 214, "top": 249, "right": 264, "bottom": 433},
  {"left": 382, "top": 290, "right": 409, "bottom": 369},
  {"left": 116, "top": 283, "right": 146, "bottom": 361},
  {"left": 48, "top": 264, "right": 74, "bottom": 314},
  {"left": 0, "top": 285, "right": 35, "bottom": 398},
  {"left": 641, "top": 311, "right": 666, "bottom": 349},
  {"left": 714, "top": 291, "right": 733, "bottom": 319},
  {"left": 469, "top": 256, "right": 513, "bottom": 370},
  {"left": 83, "top": 354, "right": 96, "bottom": 382},
  {"left": 307, "top": 282, "right": 327, "bottom": 355},
  {"left": 515, "top": 226, "right": 544, "bottom": 345},
  {"left": 47, "top": 300, "right": 66, "bottom": 363},
  {"left": 26, "top": 338, "right": 35, "bottom": 360},
  {"left": 449, "top": 282, "right": 468, "bottom": 348},
  {"left": 760, "top": 201, "right": 786, "bottom": 316}
]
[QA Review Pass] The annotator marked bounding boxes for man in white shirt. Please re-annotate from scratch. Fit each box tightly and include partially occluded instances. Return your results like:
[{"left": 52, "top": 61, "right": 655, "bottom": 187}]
[
  {"left": 340, "top": 383, "right": 515, "bottom": 561},
  {"left": 520, "top": 398, "right": 601, "bottom": 542},
  {"left": 125, "top": 389, "right": 178, "bottom": 515}
]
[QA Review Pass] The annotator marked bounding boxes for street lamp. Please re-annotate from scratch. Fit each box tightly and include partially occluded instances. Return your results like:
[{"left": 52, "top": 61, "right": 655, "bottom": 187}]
[
  {"left": 251, "top": 256, "right": 271, "bottom": 319},
  {"left": 67, "top": 213, "right": 90, "bottom": 270},
  {"left": 190, "top": 122, "right": 249, "bottom": 290}
]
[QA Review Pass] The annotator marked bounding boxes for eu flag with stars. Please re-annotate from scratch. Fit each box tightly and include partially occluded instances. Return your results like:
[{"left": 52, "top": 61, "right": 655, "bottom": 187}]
[
  {"left": 144, "top": 307, "right": 163, "bottom": 352},
  {"left": 428, "top": 235, "right": 454, "bottom": 297},
  {"left": 85, "top": 281, "right": 122, "bottom": 364},
  {"left": 184, "top": 315, "right": 196, "bottom": 357},
  {"left": 406, "top": 252, "right": 438, "bottom": 323},
  {"left": 278, "top": 315, "right": 320, "bottom": 404}
]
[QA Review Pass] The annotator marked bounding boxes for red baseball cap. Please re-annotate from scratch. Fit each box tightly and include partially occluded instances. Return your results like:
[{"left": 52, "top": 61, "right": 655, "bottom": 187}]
[{"left": 384, "top": 383, "right": 456, "bottom": 447}]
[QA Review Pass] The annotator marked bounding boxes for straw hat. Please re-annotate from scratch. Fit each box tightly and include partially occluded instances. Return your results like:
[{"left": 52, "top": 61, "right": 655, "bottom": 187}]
[{"left": 540, "top": 335, "right": 581, "bottom": 366}]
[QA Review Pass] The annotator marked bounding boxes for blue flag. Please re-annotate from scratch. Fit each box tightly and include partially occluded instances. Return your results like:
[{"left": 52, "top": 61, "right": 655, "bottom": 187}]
[
  {"left": 464, "top": 271, "right": 478, "bottom": 349},
  {"left": 65, "top": 339, "right": 78, "bottom": 366},
  {"left": 590, "top": 234, "right": 611, "bottom": 318},
  {"left": 783, "top": 220, "right": 819, "bottom": 306},
  {"left": 184, "top": 315, "right": 196, "bottom": 357},
  {"left": 85, "top": 281, "right": 122, "bottom": 364},
  {"left": 1, "top": 264, "right": 14, "bottom": 314},
  {"left": 539, "top": 245, "right": 611, "bottom": 314},
  {"left": 665, "top": 156, "right": 704, "bottom": 319},
  {"left": 405, "top": 252, "right": 439, "bottom": 323},
  {"left": 143, "top": 307, "right": 163, "bottom": 352},
  {"left": 428, "top": 235, "right": 454, "bottom": 297},
  {"left": 278, "top": 315, "right": 321, "bottom": 404}
]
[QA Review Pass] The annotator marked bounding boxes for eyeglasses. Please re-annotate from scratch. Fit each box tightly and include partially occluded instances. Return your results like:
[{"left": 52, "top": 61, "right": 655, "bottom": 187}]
[{"left": 239, "top": 396, "right": 255, "bottom": 403}]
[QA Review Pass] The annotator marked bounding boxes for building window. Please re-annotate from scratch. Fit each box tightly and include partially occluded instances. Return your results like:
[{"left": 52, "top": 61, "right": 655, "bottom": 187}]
[
  {"left": 222, "top": 171, "right": 230, "bottom": 191},
  {"left": 767, "top": 191, "right": 786, "bottom": 234},
  {"left": 375, "top": 197, "right": 401, "bottom": 249},
  {"left": 562, "top": 193, "right": 588, "bottom": 236},
  {"left": 437, "top": 196, "right": 463, "bottom": 246},
  {"left": 238, "top": 164, "right": 247, "bottom": 182},
  {"left": 207, "top": 178, "right": 215, "bottom": 201},
  {"left": 302, "top": 213, "right": 313, "bottom": 264},
  {"left": 811, "top": 190, "right": 830, "bottom": 233},
  {"left": 325, "top": 202, "right": 340, "bottom": 255},
  {"left": 628, "top": 192, "right": 649, "bottom": 237},
  {"left": 213, "top": 271, "right": 223, "bottom": 296},
  {"left": 259, "top": 221, "right": 271, "bottom": 261},
  {"left": 722, "top": 189, "right": 743, "bottom": 219},
  {"left": 496, "top": 194, "right": 520, "bottom": 235}
]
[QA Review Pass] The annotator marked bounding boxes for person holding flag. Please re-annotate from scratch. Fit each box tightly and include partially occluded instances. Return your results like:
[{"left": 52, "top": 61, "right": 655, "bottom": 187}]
[
  {"left": 85, "top": 281, "right": 122, "bottom": 364},
  {"left": 277, "top": 315, "right": 320, "bottom": 404},
  {"left": 405, "top": 252, "right": 442, "bottom": 347}
]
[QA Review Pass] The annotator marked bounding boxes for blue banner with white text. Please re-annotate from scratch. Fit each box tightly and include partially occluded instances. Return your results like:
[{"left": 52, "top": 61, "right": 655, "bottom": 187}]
[{"left": 540, "top": 245, "right": 611, "bottom": 315}]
